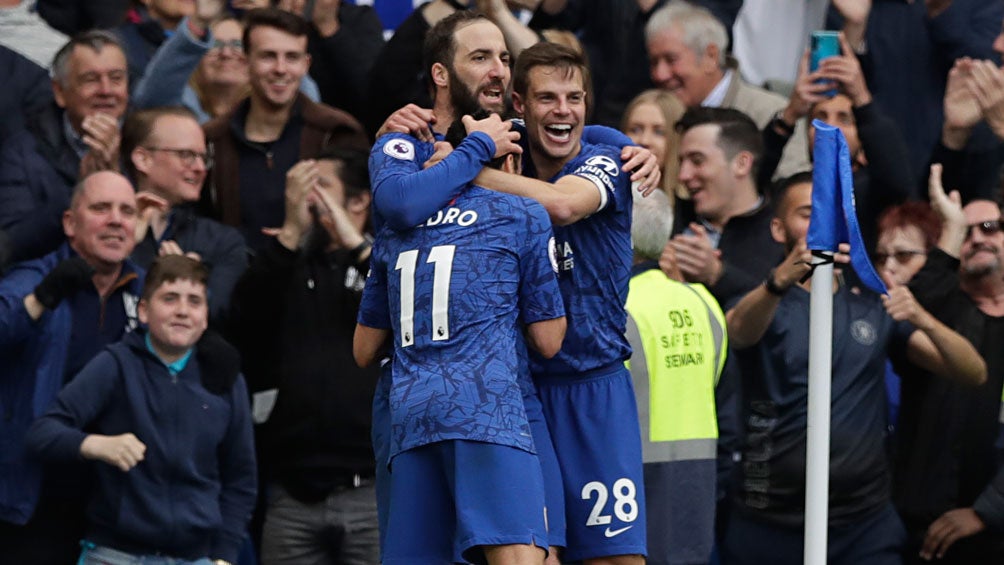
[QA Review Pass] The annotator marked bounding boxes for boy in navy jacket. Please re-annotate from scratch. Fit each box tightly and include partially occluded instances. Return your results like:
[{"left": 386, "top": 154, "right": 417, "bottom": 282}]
[{"left": 26, "top": 255, "right": 256, "bottom": 565}]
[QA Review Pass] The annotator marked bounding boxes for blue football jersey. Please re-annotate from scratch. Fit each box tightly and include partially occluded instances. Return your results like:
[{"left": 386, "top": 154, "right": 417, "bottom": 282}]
[
  {"left": 528, "top": 141, "right": 634, "bottom": 376},
  {"left": 369, "top": 131, "right": 495, "bottom": 232},
  {"left": 358, "top": 187, "right": 565, "bottom": 458}
]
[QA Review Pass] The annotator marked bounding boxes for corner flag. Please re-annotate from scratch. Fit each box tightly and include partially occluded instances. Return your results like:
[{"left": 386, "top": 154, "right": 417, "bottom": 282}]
[{"left": 806, "top": 120, "right": 886, "bottom": 295}]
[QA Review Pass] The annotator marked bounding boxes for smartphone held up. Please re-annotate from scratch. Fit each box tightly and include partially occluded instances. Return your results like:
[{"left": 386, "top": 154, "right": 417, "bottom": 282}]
[{"left": 810, "top": 31, "right": 840, "bottom": 97}]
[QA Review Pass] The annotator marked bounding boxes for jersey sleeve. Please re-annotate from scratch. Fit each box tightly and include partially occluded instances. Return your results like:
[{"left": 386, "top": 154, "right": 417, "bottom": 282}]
[
  {"left": 568, "top": 145, "right": 632, "bottom": 214},
  {"left": 582, "top": 124, "right": 634, "bottom": 149},
  {"left": 357, "top": 237, "right": 392, "bottom": 330},
  {"left": 517, "top": 201, "right": 566, "bottom": 324},
  {"left": 369, "top": 132, "right": 495, "bottom": 230},
  {"left": 25, "top": 351, "right": 121, "bottom": 463}
]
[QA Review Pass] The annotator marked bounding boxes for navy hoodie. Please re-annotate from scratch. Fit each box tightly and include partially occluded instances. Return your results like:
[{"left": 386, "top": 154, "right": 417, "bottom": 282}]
[{"left": 25, "top": 330, "right": 256, "bottom": 563}]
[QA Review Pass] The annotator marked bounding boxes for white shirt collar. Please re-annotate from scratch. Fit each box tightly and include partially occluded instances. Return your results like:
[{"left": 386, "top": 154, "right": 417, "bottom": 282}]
[{"left": 701, "top": 69, "right": 734, "bottom": 108}]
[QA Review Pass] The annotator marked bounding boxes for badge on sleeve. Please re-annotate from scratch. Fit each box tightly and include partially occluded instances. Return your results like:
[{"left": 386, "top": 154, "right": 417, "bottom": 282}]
[
  {"left": 383, "top": 138, "right": 416, "bottom": 161},
  {"left": 584, "top": 155, "right": 620, "bottom": 177}
]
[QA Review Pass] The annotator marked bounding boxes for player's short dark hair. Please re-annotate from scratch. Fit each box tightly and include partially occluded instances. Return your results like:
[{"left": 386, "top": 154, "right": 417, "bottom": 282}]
[
  {"left": 121, "top": 106, "right": 201, "bottom": 181},
  {"left": 423, "top": 11, "right": 489, "bottom": 82},
  {"left": 141, "top": 255, "right": 209, "bottom": 301},
  {"left": 444, "top": 109, "right": 507, "bottom": 170},
  {"left": 316, "top": 146, "right": 371, "bottom": 201},
  {"left": 242, "top": 7, "right": 309, "bottom": 54},
  {"left": 512, "top": 42, "right": 591, "bottom": 108}
]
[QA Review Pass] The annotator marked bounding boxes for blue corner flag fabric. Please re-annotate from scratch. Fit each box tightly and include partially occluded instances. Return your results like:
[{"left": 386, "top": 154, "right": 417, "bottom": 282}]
[{"left": 807, "top": 120, "right": 887, "bottom": 295}]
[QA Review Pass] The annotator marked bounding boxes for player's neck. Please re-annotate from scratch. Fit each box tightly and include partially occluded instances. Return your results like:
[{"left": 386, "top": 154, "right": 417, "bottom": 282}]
[
  {"left": 432, "top": 100, "right": 457, "bottom": 136},
  {"left": 529, "top": 145, "right": 578, "bottom": 181}
]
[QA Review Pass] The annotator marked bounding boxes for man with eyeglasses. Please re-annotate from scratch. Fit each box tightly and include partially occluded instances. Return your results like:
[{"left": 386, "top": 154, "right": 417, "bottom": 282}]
[
  {"left": 892, "top": 165, "right": 1004, "bottom": 565},
  {"left": 122, "top": 106, "right": 247, "bottom": 325}
]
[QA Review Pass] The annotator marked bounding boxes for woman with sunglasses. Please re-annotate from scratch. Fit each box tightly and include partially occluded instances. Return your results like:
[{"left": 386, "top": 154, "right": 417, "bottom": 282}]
[
  {"left": 873, "top": 201, "right": 943, "bottom": 287},
  {"left": 890, "top": 166, "right": 1004, "bottom": 565},
  {"left": 871, "top": 200, "right": 943, "bottom": 435}
]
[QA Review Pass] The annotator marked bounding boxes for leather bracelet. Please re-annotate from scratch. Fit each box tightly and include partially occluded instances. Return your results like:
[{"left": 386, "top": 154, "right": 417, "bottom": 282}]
[
  {"left": 770, "top": 111, "right": 795, "bottom": 137},
  {"left": 764, "top": 268, "right": 788, "bottom": 296}
]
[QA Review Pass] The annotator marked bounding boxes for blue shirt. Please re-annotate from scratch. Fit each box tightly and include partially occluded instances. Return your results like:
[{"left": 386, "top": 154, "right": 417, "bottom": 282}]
[
  {"left": 526, "top": 140, "right": 634, "bottom": 377},
  {"left": 144, "top": 332, "right": 193, "bottom": 375},
  {"left": 358, "top": 186, "right": 565, "bottom": 458}
]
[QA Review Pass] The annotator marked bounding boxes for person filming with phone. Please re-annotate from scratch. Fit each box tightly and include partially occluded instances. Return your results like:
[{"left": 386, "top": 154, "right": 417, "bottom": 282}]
[{"left": 763, "top": 30, "right": 915, "bottom": 252}]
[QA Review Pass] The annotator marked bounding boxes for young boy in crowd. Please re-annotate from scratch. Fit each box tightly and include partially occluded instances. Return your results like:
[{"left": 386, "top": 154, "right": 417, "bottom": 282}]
[{"left": 26, "top": 255, "right": 257, "bottom": 565}]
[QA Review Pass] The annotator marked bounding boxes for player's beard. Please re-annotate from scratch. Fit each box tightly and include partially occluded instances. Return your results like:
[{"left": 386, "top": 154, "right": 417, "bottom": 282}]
[
  {"left": 448, "top": 72, "right": 484, "bottom": 118},
  {"left": 448, "top": 68, "right": 508, "bottom": 118}
]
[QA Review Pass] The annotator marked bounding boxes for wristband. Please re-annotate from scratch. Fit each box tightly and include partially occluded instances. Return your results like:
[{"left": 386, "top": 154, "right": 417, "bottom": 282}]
[
  {"left": 764, "top": 268, "right": 788, "bottom": 296},
  {"left": 770, "top": 110, "right": 795, "bottom": 137}
]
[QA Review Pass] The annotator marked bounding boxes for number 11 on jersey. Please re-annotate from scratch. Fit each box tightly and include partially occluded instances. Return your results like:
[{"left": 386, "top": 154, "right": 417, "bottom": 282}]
[{"left": 395, "top": 245, "right": 456, "bottom": 347}]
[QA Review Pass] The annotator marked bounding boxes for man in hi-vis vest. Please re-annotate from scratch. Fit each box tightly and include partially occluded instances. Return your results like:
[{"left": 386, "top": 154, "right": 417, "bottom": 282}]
[{"left": 625, "top": 189, "right": 728, "bottom": 565}]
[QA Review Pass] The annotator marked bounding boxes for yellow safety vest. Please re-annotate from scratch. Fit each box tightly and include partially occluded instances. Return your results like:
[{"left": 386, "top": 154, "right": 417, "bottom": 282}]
[{"left": 625, "top": 269, "right": 727, "bottom": 463}]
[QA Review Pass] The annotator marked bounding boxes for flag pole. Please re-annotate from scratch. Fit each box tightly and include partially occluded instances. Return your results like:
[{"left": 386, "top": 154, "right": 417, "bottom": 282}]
[
  {"left": 805, "top": 257, "right": 833, "bottom": 565},
  {"left": 804, "top": 120, "right": 887, "bottom": 565}
]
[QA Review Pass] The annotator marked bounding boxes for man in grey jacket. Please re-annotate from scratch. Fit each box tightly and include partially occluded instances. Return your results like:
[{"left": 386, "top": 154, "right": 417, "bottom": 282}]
[{"left": 645, "top": 0, "right": 810, "bottom": 180}]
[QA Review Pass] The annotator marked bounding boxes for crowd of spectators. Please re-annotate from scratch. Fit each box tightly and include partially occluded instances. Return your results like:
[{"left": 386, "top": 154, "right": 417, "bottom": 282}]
[{"left": 2, "top": 0, "right": 1004, "bottom": 564}]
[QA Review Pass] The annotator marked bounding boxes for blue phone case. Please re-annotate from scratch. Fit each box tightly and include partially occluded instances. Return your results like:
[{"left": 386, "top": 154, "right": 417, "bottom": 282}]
[{"left": 810, "top": 31, "right": 840, "bottom": 97}]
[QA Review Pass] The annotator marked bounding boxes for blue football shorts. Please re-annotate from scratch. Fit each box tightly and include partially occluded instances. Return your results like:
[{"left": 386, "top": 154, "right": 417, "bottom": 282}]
[
  {"left": 524, "top": 384, "right": 566, "bottom": 549},
  {"left": 371, "top": 363, "right": 393, "bottom": 556},
  {"left": 383, "top": 440, "right": 548, "bottom": 565},
  {"left": 535, "top": 364, "right": 647, "bottom": 561}
]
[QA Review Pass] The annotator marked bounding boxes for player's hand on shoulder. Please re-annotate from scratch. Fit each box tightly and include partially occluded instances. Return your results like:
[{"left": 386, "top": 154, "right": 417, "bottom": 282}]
[
  {"left": 423, "top": 141, "right": 454, "bottom": 169},
  {"left": 377, "top": 104, "right": 436, "bottom": 143},
  {"left": 620, "top": 145, "right": 661, "bottom": 196},
  {"left": 462, "top": 113, "right": 522, "bottom": 159}
]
